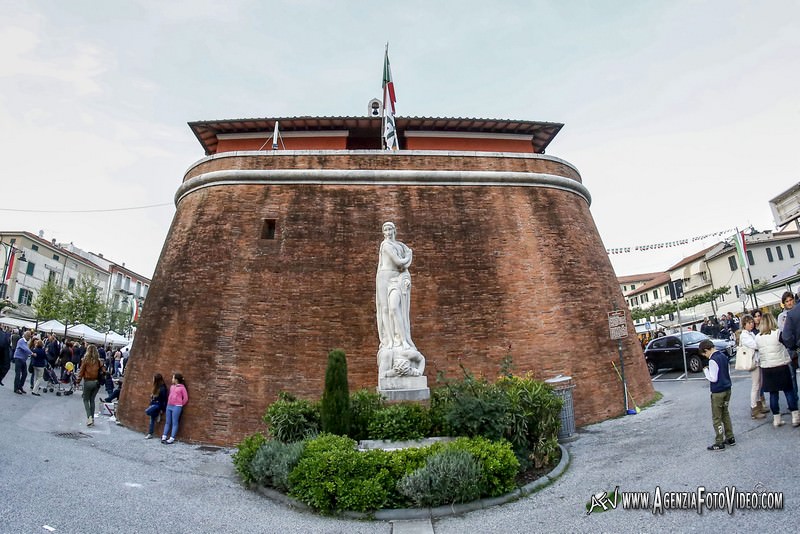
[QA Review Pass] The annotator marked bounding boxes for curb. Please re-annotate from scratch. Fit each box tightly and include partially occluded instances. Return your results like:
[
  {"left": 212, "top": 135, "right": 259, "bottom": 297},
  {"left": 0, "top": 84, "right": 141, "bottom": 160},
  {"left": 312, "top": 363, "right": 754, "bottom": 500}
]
[{"left": 249, "top": 444, "right": 570, "bottom": 520}]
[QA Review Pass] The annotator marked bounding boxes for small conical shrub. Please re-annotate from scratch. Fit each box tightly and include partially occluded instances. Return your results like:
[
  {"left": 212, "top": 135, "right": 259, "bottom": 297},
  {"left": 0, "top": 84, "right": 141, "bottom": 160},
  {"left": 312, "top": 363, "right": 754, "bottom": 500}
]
[{"left": 320, "top": 348, "right": 351, "bottom": 436}]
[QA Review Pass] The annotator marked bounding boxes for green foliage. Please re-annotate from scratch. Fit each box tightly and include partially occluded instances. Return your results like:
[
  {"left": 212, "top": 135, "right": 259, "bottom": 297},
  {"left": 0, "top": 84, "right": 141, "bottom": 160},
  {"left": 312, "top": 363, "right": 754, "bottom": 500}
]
[
  {"left": 497, "top": 375, "right": 562, "bottom": 469},
  {"left": 32, "top": 279, "right": 64, "bottom": 320},
  {"left": 430, "top": 366, "right": 509, "bottom": 440},
  {"left": 232, "top": 432, "right": 268, "bottom": 484},
  {"left": 443, "top": 436, "right": 519, "bottom": 497},
  {"left": 60, "top": 275, "right": 105, "bottom": 327},
  {"left": 397, "top": 448, "right": 484, "bottom": 507},
  {"left": 368, "top": 403, "right": 431, "bottom": 441},
  {"left": 320, "top": 349, "right": 351, "bottom": 436},
  {"left": 631, "top": 286, "right": 731, "bottom": 321},
  {"left": 250, "top": 439, "right": 305, "bottom": 492},
  {"left": 264, "top": 392, "right": 321, "bottom": 443},
  {"left": 348, "top": 389, "right": 384, "bottom": 441}
]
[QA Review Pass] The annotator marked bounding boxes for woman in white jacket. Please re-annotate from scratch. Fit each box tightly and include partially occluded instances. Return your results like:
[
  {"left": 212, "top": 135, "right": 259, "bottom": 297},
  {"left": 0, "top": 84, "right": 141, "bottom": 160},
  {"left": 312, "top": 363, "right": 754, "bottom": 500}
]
[
  {"left": 740, "top": 315, "right": 766, "bottom": 419},
  {"left": 757, "top": 313, "right": 798, "bottom": 427}
]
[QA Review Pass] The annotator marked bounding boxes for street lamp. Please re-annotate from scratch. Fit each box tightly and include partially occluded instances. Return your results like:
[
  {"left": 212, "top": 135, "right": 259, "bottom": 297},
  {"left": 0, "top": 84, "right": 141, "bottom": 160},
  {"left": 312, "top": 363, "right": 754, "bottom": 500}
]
[{"left": 0, "top": 239, "right": 27, "bottom": 300}]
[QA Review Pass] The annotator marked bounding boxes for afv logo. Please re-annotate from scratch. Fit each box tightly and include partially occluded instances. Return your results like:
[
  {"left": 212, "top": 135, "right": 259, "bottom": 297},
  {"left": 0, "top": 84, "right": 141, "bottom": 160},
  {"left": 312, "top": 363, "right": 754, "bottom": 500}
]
[{"left": 586, "top": 486, "right": 620, "bottom": 515}]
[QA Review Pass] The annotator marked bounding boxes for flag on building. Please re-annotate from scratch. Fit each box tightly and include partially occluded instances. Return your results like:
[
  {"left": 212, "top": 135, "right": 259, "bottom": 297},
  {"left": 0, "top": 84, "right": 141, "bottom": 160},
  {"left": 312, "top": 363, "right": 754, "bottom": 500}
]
[
  {"left": 382, "top": 45, "right": 399, "bottom": 150},
  {"left": 733, "top": 228, "right": 748, "bottom": 269},
  {"left": 3, "top": 246, "right": 15, "bottom": 281}
]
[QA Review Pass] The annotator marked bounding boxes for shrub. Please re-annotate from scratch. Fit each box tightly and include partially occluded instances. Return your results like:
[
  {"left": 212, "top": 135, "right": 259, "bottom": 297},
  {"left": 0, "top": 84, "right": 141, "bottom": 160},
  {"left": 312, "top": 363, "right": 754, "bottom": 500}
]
[
  {"left": 397, "top": 449, "right": 484, "bottom": 507},
  {"left": 348, "top": 389, "right": 384, "bottom": 441},
  {"left": 232, "top": 432, "right": 268, "bottom": 484},
  {"left": 430, "top": 368, "right": 509, "bottom": 440},
  {"left": 264, "top": 392, "right": 320, "bottom": 443},
  {"left": 368, "top": 403, "right": 431, "bottom": 441},
  {"left": 320, "top": 349, "right": 351, "bottom": 436},
  {"left": 443, "top": 436, "right": 519, "bottom": 497},
  {"left": 497, "top": 375, "right": 562, "bottom": 468},
  {"left": 250, "top": 439, "right": 306, "bottom": 492},
  {"left": 288, "top": 433, "right": 390, "bottom": 513}
]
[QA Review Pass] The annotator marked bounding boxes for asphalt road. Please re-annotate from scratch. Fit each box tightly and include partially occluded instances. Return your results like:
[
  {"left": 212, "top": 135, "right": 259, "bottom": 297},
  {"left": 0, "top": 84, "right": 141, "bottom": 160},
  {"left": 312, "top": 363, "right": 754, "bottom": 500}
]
[{"left": 1, "top": 367, "right": 797, "bottom": 533}]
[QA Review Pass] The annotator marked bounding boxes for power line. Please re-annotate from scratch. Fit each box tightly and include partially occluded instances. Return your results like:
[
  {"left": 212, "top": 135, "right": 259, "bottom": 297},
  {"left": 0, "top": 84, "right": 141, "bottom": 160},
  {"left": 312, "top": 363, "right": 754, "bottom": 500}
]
[{"left": 0, "top": 202, "right": 173, "bottom": 214}]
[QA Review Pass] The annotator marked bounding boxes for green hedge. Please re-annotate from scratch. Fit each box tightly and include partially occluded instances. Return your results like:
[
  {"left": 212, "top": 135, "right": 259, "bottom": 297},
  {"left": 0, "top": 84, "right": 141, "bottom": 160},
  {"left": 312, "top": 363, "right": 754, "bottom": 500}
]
[
  {"left": 264, "top": 392, "right": 320, "bottom": 443},
  {"left": 232, "top": 432, "right": 268, "bottom": 484}
]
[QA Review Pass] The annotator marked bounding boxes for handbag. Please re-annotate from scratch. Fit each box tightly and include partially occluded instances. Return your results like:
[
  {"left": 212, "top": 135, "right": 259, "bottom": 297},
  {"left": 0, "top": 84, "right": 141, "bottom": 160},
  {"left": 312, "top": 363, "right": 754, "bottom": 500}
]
[{"left": 735, "top": 345, "right": 756, "bottom": 371}]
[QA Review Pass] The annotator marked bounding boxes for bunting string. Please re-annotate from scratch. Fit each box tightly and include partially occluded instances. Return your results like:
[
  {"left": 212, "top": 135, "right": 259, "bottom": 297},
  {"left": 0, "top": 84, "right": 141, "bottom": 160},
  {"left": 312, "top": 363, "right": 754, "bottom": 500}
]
[{"left": 606, "top": 227, "right": 737, "bottom": 255}]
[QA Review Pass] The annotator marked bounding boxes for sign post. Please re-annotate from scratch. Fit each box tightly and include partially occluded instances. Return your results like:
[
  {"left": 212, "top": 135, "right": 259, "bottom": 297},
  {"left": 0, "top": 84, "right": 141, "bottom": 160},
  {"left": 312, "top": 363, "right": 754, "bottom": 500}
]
[
  {"left": 608, "top": 310, "right": 629, "bottom": 413},
  {"left": 668, "top": 280, "right": 688, "bottom": 379}
]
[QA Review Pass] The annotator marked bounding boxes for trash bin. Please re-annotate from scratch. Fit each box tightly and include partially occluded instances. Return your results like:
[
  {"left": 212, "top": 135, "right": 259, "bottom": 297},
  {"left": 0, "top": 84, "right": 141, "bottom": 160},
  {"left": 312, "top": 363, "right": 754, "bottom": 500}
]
[{"left": 545, "top": 375, "right": 575, "bottom": 440}]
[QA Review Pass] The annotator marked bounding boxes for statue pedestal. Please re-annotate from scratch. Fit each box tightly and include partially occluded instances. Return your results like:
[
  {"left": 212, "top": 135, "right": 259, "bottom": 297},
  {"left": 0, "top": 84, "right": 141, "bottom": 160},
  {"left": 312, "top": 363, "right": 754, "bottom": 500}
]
[{"left": 377, "top": 375, "right": 430, "bottom": 401}]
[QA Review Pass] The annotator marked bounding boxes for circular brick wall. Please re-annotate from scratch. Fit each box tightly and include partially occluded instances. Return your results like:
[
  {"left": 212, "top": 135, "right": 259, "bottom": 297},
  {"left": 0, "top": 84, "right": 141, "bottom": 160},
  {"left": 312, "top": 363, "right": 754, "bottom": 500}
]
[{"left": 117, "top": 151, "right": 655, "bottom": 445}]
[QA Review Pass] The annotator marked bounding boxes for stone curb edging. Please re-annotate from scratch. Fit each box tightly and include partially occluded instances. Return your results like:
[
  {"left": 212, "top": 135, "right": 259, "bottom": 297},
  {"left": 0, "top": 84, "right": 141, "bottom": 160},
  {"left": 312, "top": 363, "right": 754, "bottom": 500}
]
[{"left": 248, "top": 444, "right": 570, "bottom": 521}]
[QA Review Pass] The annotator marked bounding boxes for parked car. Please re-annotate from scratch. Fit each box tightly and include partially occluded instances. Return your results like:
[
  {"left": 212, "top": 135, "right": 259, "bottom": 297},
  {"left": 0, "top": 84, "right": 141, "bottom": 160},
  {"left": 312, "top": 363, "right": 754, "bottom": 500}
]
[{"left": 644, "top": 331, "right": 735, "bottom": 375}]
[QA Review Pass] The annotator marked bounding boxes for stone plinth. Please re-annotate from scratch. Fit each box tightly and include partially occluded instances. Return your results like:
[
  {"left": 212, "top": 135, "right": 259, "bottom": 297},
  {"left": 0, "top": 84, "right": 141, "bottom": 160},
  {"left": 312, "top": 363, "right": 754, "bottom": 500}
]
[{"left": 378, "top": 375, "right": 430, "bottom": 401}]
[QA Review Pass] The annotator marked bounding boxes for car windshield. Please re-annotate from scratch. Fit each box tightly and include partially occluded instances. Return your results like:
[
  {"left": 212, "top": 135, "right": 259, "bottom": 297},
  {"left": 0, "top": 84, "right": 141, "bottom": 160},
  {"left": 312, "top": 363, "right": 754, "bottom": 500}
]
[{"left": 681, "top": 331, "right": 708, "bottom": 344}]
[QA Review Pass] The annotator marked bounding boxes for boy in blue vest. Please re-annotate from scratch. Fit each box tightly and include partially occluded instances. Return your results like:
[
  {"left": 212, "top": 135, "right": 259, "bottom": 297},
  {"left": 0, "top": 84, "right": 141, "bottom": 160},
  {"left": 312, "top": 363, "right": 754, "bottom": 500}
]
[{"left": 701, "top": 339, "right": 734, "bottom": 451}]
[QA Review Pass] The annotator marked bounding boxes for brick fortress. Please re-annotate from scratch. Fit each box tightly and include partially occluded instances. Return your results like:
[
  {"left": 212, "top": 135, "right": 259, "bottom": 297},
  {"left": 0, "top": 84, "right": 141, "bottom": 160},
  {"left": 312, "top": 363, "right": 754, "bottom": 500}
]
[{"left": 117, "top": 115, "right": 655, "bottom": 446}]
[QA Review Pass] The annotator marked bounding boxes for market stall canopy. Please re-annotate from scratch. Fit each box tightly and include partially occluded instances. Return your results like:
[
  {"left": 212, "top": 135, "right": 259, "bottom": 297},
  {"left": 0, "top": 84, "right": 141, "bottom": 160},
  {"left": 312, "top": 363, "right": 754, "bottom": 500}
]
[
  {"left": 0, "top": 316, "right": 36, "bottom": 329},
  {"left": 37, "top": 319, "right": 66, "bottom": 334},
  {"left": 105, "top": 330, "right": 130, "bottom": 346},
  {"left": 66, "top": 323, "right": 106, "bottom": 344}
]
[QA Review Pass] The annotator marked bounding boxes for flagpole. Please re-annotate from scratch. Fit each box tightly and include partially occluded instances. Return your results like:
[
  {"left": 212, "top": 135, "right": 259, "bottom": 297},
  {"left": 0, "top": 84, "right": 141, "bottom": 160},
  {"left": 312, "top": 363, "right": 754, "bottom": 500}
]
[{"left": 382, "top": 43, "right": 388, "bottom": 150}]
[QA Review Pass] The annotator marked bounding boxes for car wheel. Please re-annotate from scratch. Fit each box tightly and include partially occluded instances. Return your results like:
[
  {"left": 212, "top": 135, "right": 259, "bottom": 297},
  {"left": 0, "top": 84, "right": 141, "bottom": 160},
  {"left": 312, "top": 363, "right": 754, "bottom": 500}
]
[
  {"left": 646, "top": 360, "right": 657, "bottom": 376},
  {"left": 688, "top": 355, "right": 703, "bottom": 373}
]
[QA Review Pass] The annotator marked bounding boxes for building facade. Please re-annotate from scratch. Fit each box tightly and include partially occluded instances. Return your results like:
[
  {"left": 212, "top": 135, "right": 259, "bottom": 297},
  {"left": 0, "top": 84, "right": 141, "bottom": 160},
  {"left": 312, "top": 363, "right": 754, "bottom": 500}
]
[{"left": 118, "top": 115, "right": 656, "bottom": 446}]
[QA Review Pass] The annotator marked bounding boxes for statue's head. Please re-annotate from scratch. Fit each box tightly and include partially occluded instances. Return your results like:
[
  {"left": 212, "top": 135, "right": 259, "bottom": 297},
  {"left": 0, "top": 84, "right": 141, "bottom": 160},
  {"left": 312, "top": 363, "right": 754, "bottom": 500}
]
[{"left": 382, "top": 221, "right": 396, "bottom": 239}]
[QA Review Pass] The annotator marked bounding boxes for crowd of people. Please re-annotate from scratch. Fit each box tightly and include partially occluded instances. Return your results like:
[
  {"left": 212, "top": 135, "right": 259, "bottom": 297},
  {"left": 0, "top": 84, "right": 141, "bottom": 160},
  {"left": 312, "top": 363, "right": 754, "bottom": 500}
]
[
  {"left": 0, "top": 326, "right": 188, "bottom": 443},
  {"left": 703, "top": 291, "right": 800, "bottom": 451}
]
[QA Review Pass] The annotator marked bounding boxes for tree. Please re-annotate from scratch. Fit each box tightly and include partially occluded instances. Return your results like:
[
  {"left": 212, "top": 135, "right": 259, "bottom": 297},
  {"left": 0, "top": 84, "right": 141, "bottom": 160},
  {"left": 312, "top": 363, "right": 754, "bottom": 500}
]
[
  {"left": 631, "top": 286, "right": 731, "bottom": 321},
  {"left": 32, "top": 279, "right": 65, "bottom": 321},
  {"left": 60, "top": 275, "right": 104, "bottom": 327},
  {"left": 320, "top": 349, "right": 351, "bottom": 436}
]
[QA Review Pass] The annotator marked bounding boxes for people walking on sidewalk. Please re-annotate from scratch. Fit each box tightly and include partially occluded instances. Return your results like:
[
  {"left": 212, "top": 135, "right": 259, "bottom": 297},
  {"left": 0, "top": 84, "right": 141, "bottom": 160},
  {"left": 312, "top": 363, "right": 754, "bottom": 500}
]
[
  {"left": 30, "top": 339, "right": 48, "bottom": 396},
  {"left": 161, "top": 373, "right": 188, "bottom": 444},
  {"left": 76, "top": 345, "right": 107, "bottom": 427},
  {"left": 13, "top": 330, "right": 33, "bottom": 394},
  {"left": 702, "top": 339, "right": 735, "bottom": 451},
  {"left": 756, "top": 313, "right": 799, "bottom": 428},
  {"left": 145, "top": 374, "right": 167, "bottom": 439}
]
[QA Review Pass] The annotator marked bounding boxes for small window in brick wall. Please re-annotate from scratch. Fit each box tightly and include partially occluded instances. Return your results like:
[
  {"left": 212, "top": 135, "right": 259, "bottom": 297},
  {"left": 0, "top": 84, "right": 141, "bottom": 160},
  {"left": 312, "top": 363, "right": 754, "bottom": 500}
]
[{"left": 261, "top": 219, "right": 277, "bottom": 240}]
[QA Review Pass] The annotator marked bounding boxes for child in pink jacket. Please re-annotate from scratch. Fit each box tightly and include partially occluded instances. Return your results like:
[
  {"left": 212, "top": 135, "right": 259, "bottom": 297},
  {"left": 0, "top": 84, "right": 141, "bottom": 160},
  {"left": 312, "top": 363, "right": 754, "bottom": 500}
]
[{"left": 161, "top": 373, "right": 188, "bottom": 444}]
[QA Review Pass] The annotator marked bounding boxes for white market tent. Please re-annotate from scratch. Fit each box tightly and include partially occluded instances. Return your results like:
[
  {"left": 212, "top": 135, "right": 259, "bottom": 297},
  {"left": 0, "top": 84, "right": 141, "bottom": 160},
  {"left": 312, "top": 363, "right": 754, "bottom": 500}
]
[
  {"left": 105, "top": 330, "right": 130, "bottom": 346},
  {"left": 37, "top": 319, "right": 67, "bottom": 334},
  {"left": 0, "top": 316, "right": 36, "bottom": 329},
  {"left": 65, "top": 323, "right": 106, "bottom": 344}
]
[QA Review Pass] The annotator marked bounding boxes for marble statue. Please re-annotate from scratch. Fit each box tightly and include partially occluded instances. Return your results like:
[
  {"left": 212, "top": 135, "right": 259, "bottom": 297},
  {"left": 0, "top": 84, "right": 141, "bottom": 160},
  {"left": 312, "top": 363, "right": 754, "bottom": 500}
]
[{"left": 376, "top": 222, "right": 425, "bottom": 380}]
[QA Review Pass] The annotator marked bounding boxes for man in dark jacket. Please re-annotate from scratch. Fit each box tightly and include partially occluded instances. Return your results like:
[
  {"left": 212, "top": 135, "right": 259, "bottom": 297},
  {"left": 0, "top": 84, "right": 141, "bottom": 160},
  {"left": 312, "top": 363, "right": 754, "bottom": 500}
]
[{"left": 782, "top": 303, "right": 800, "bottom": 354}]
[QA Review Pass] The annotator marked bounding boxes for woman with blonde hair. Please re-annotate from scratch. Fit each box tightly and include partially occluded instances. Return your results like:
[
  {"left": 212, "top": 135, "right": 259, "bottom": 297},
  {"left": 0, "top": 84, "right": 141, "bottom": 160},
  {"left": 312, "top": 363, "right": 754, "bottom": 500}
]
[
  {"left": 76, "top": 344, "right": 107, "bottom": 427},
  {"left": 739, "top": 315, "right": 766, "bottom": 419},
  {"left": 757, "top": 313, "right": 798, "bottom": 427}
]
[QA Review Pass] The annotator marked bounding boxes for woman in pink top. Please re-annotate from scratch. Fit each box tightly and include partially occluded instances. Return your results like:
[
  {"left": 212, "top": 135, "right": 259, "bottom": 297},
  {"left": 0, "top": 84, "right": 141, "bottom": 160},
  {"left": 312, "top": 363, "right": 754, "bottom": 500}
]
[{"left": 161, "top": 373, "right": 188, "bottom": 444}]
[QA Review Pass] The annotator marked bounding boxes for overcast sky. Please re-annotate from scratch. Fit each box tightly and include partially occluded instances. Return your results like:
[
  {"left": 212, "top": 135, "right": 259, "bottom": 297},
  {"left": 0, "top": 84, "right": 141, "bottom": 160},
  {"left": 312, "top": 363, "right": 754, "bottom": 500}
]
[{"left": 2, "top": 1, "right": 798, "bottom": 278}]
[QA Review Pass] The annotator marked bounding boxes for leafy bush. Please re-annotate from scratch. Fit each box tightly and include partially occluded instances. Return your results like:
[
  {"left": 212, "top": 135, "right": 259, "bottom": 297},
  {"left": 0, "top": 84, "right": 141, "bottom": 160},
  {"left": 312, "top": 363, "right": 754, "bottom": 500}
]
[
  {"left": 397, "top": 449, "right": 484, "bottom": 507},
  {"left": 320, "top": 349, "right": 351, "bottom": 436},
  {"left": 348, "top": 389, "right": 384, "bottom": 441},
  {"left": 232, "top": 432, "right": 267, "bottom": 484},
  {"left": 264, "top": 392, "right": 321, "bottom": 443},
  {"left": 250, "top": 439, "right": 306, "bottom": 492},
  {"left": 430, "top": 368, "right": 509, "bottom": 440},
  {"left": 368, "top": 403, "right": 431, "bottom": 441},
  {"left": 497, "top": 375, "right": 562, "bottom": 468},
  {"left": 443, "top": 436, "right": 519, "bottom": 497},
  {"left": 288, "top": 433, "right": 392, "bottom": 513}
]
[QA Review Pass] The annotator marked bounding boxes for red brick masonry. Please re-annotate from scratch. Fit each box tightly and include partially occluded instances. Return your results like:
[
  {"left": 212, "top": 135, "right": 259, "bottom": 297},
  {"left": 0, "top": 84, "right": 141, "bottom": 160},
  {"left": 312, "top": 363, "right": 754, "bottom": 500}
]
[{"left": 117, "top": 152, "right": 654, "bottom": 445}]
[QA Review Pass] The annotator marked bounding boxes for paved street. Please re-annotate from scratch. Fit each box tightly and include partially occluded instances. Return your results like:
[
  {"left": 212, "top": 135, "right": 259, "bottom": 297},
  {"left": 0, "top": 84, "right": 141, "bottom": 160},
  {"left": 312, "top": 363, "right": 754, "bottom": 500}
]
[{"left": 1, "top": 368, "right": 798, "bottom": 533}]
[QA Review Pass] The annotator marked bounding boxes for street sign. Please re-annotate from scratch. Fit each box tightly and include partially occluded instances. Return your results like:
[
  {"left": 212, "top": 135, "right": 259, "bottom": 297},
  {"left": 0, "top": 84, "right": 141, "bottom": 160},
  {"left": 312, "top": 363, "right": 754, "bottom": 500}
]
[
  {"left": 645, "top": 321, "right": 652, "bottom": 331},
  {"left": 608, "top": 310, "right": 628, "bottom": 340}
]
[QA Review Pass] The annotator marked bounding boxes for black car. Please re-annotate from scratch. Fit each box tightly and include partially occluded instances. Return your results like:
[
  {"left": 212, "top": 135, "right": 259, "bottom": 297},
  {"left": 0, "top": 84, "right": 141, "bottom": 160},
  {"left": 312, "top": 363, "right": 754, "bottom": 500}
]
[{"left": 644, "top": 332, "right": 735, "bottom": 375}]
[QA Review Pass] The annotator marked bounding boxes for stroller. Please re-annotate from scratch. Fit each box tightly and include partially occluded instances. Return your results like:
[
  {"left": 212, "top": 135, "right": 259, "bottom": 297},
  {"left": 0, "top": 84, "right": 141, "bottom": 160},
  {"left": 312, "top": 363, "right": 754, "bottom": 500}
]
[
  {"left": 41, "top": 364, "right": 60, "bottom": 393},
  {"left": 56, "top": 366, "right": 79, "bottom": 396}
]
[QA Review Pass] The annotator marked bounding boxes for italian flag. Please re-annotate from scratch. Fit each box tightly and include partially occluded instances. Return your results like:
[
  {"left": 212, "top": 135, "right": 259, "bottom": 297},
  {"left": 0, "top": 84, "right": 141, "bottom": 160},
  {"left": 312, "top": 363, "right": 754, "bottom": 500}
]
[
  {"left": 382, "top": 45, "right": 399, "bottom": 150},
  {"left": 733, "top": 228, "right": 748, "bottom": 269},
  {"left": 3, "top": 245, "right": 14, "bottom": 281}
]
